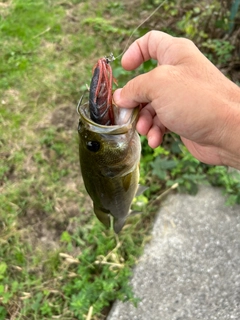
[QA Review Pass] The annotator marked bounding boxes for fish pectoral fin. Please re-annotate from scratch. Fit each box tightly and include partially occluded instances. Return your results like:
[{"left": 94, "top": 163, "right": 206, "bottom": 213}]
[
  {"left": 93, "top": 205, "right": 111, "bottom": 228},
  {"left": 129, "top": 210, "right": 142, "bottom": 216},
  {"left": 135, "top": 184, "right": 148, "bottom": 197}
]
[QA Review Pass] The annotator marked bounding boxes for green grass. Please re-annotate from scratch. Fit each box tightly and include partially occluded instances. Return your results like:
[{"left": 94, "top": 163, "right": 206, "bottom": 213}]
[
  {"left": 0, "top": 0, "right": 63, "bottom": 89},
  {"left": 0, "top": 1, "right": 150, "bottom": 318},
  {"left": 0, "top": 0, "right": 239, "bottom": 319}
]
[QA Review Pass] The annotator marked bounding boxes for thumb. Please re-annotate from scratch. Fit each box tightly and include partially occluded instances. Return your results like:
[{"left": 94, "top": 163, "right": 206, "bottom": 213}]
[{"left": 113, "top": 70, "right": 159, "bottom": 108}]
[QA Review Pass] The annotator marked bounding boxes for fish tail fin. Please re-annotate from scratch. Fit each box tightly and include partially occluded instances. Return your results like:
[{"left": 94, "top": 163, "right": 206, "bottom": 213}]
[
  {"left": 93, "top": 205, "right": 111, "bottom": 228},
  {"left": 113, "top": 218, "right": 126, "bottom": 234}
]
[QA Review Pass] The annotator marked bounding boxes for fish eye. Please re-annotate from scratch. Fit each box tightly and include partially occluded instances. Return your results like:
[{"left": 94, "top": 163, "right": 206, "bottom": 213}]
[{"left": 86, "top": 141, "right": 100, "bottom": 152}]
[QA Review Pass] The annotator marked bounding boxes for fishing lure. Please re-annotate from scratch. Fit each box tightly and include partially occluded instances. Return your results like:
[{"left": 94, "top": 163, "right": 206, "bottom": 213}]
[{"left": 89, "top": 53, "right": 115, "bottom": 126}]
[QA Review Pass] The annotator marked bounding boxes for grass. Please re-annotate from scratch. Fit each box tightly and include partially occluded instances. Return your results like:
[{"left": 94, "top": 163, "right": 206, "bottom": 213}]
[
  {"left": 0, "top": 0, "right": 239, "bottom": 319},
  {"left": 0, "top": 1, "right": 154, "bottom": 318}
]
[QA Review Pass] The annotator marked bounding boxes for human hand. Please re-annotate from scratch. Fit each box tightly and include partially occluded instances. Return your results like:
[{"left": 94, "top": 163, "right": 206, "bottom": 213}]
[{"left": 113, "top": 31, "right": 240, "bottom": 168}]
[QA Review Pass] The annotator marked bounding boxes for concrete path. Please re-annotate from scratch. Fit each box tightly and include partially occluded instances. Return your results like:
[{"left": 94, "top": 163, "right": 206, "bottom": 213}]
[{"left": 107, "top": 186, "right": 240, "bottom": 320}]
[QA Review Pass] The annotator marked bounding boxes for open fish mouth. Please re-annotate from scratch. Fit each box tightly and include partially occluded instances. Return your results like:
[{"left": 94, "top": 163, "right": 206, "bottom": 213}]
[{"left": 79, "top": 102, "right": 138, "bottom": 134}]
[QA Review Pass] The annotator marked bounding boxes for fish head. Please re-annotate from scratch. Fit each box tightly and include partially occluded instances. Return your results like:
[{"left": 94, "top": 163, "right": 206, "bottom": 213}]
[{"left": 78, "top": 103, "right": 139, "bottom": 177}]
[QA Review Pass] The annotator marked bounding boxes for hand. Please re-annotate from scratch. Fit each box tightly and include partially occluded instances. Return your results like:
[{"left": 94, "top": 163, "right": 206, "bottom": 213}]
[{"left": 113, "top": 31, "right": 240, "bottom": 169}]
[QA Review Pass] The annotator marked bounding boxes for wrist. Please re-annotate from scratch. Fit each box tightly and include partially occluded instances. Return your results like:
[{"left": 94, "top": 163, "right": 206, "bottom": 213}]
[{"left": 218, "top": 83, "right": 240, "bottom": 169}]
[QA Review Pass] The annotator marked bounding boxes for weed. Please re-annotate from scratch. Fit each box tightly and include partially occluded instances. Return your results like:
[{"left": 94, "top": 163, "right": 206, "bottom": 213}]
[{"left": 202, "top": 39, "right": 235, "bottom": 64}]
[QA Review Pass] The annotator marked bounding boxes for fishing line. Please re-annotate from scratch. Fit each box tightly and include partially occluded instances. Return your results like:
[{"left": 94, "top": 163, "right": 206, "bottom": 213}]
[
  {"left": 114, "top": 0, "right": 167, "bottom": 60},
  {"left": 79, "top": 2, "right": 166, "bottom": 98}
]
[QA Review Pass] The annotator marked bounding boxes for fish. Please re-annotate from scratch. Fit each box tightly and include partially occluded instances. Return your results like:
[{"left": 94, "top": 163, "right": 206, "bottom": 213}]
[{"left": 77, "top": 55, "right": 144, "bottom": 233}]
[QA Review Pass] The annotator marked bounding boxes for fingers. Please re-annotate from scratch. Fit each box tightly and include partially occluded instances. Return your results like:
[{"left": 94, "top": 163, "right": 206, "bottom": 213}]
[
  {"left": 136, "top": 104, "right": 156, "bottom": 135},
  {"left": 121, "top": 30, "right": 197, "bottom": 70},
  {"left": 147, "top": 123, "right": 163, "bottom": 148},
  {"left": 113, "top": 30, "right": 207, "bottom": 149},
  {"left": 113, "top": 30, "right": 200, "bottom": 109},
  {"left": 121, "top": 31, "right": 173, "bottom": 70},
  {"left": 136, "top": 104, "right": 166, "bottom": 148}
]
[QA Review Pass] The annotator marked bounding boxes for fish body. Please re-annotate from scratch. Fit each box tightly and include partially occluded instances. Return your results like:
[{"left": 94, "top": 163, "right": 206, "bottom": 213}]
[{"left": 78, "top": 103, "right": 141, "bottom": 233}]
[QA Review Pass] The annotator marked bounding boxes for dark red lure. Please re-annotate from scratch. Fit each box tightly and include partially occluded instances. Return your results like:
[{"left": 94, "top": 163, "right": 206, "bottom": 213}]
[{"left": 89, "top": 54, "right": 115, "bottom": 126}]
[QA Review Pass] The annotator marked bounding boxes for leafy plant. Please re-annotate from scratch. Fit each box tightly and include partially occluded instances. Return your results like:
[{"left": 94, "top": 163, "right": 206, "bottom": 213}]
[{"left": 202, "top": 39, "right": 234, "bottom": 64}]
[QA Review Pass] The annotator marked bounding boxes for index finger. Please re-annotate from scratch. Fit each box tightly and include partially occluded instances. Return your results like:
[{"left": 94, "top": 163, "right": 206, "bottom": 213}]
[{"left": 121, "top": 30, "right": 197, "bottom": 70}]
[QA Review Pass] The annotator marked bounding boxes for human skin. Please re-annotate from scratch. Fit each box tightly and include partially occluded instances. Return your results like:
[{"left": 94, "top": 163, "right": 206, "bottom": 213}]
[{"left": 113, "top": 31, "right": 240, "bottom": 169}]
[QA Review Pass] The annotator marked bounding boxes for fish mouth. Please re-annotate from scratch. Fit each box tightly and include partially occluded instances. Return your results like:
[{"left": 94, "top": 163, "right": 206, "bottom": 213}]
[{"left": 79, "top": 102, "right": 139, "bottom": 134}]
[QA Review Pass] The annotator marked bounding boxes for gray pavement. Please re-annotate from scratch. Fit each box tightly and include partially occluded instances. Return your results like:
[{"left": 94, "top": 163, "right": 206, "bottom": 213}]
[{"left": 107, "top": 185, "right": 240, "bottom": 320}]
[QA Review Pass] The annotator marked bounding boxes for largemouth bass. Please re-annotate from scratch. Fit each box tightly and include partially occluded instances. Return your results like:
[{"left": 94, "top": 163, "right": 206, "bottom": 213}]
[{"left": 78, "top": 102, "right": 142, "bottom": 233}]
